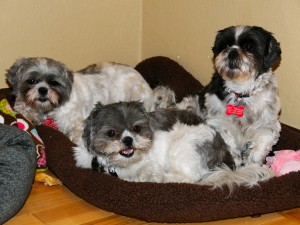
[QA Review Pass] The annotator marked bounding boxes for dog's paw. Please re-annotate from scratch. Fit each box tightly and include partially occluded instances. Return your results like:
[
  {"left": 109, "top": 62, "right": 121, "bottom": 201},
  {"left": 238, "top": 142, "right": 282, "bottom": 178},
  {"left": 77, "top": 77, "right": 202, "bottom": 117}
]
[
  {"left": 135, "top": 171, "right": 164, "bottom": 183},
  {"left": 135, "top": 164, "right": 164, "bottom": 182},
  {"left": 138, "top": 175, "right": 163, "bottom": 183}
]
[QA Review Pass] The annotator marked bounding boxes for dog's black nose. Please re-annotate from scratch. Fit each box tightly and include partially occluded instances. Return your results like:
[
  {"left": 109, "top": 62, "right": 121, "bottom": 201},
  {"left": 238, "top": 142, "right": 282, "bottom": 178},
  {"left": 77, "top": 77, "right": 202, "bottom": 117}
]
[
  {"left": 228, "top": 49, "right": 238, "bottom": 60},
  {"left": 38, "top": 87, "right": 48, "bottom": 96},
  {"left": 122, "top": 136, "right": 133, "bottom": 147}
]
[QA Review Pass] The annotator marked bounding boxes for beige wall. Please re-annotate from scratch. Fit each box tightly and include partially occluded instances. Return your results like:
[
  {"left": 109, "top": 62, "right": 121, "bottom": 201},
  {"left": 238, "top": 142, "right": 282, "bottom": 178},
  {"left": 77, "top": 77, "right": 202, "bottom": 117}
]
[
  {"left": 1, "top": 1, "right": 299, "bottom": 129},
  {"left": 0, "top": 0, "right": 142, "bottom": 87},
  {"left": 142, "top": 0, "right": 300, "bottom": 129}
]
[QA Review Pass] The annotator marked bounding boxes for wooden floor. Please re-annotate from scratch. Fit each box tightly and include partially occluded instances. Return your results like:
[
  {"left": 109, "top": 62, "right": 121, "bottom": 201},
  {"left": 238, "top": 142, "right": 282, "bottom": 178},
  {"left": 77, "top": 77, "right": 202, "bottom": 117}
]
[{"left": 5, "top": 176, "right": 300, "bottom": 225}]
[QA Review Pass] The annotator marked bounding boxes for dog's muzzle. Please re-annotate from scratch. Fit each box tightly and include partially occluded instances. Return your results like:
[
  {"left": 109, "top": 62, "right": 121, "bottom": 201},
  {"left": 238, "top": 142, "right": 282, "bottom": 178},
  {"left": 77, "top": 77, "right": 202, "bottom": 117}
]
[
  {"left": 38, "top": 87, "right": 49, "bottom": 102},
  {"left": 119, "top": 136, "right": 134, "bottom": 157},
  {"left": 228, "top": 49, "right": 240, "bottom": 69}
]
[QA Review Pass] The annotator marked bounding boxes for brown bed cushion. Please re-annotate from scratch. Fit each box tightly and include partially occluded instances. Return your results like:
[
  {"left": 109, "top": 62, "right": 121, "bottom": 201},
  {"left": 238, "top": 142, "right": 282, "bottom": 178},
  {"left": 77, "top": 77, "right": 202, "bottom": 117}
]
[{"left": 1, "top": 56, "right": 300, "bottom": 223}]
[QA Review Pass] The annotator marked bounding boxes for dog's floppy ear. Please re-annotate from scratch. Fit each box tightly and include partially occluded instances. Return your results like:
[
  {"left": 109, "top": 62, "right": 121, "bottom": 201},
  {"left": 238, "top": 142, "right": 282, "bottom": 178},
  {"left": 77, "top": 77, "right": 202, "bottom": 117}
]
[
  {"left": 59, "top": 60, "right": 74, "bottom": 85},
  {"left": 82, "top": 115, "right": 93, "bottom": 151},
  {"left": 212, "top": 26, "right": 235, "bottom": 57},
  {"left": 83, "top": 102, "right": 104, "bottom": 151},
  {"left": 264, "top": 36, "right": 281, "bottom": 70},
  {"left": 254, "top": 27, "right": 282, "bottom": 70},
  {"left": 6, "top": 58, "right": 31, "bottom": 89},
  {"left": 63, "top": 68, "right": 74, "bottom": 93},
  {"left": 136, "top": 101, "right": 147, "bottom": 114}
]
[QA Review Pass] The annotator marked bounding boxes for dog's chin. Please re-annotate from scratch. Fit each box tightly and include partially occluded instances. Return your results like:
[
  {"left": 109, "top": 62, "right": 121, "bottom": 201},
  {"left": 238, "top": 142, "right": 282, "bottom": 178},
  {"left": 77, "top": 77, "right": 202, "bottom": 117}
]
[
  {"left": 29, "top": 98, "right": 57, "bottom": 112},
  {"left": 215, "top": 60, "right": 255, "bottom": 83},
  {"left": 24, "top": 88, "right": 61, "bottom": 112},
  {"left": 220, "top": 68, "right": 252, "bottom": 83},
  {"left": 112, "top": 148, "right": 146, "bottom": 168}
]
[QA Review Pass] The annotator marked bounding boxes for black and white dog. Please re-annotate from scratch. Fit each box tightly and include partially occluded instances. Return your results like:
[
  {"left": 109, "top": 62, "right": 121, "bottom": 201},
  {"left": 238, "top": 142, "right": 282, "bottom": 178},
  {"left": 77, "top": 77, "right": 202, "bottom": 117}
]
[
  {"left": 198, "top": 25, "right": 282, "bottom": 167},
  {"left": 73, "top": 101, "right": 274, "bottom": 191}
]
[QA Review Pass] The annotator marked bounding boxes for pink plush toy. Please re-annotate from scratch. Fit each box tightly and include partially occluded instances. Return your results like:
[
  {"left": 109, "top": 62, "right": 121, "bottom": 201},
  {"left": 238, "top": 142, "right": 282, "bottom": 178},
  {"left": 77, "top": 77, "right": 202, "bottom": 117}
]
[{"left": 266, "top": 150, "right": 300, "bottom": 176}]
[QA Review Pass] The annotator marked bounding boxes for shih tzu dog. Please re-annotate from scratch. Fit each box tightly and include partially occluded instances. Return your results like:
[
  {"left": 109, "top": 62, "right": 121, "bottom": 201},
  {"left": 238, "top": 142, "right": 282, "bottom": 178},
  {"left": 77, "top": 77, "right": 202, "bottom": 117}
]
[
  {"left": 198, "top": 25, "right": 282, "bottom": 167},
  {"left": 6, "top": 57, "right": 154, "bottom": 142},
  {"left": 151, "top": 85, "right": 200, "bottom": 114},
  {"left": 176, "top": 95, "right": 201, "bottom": 115},
  {"left": 151, "top": 85, "right": 176, "bottom": 110},
  {"left": 73, "top": 101, "right": 274, "bottom": 191}
]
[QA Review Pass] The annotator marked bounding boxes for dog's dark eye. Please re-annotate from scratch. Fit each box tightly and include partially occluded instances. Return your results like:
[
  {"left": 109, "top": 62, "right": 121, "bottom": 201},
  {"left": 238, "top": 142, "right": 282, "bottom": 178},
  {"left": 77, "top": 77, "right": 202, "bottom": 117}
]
[
  {"left": 242, "top": 43, "right": 254, "bottom": 52},
  {"left": 27, "top": 78, "right": 38, "bottom": 85},
  {"left": 222, "top": 44, "right": 230, "bottom": 50},
  {"left": 217, "top": 41, "right": 232, "bottom": 52},
  {"left": 49, "top": 80, "right": 60, "bottom": 86},
  {"left": 107, "top": 129, "right": 116, "bottom": 138},
  {"left": 218, "top": 44, "right": 229, "bottom": 52},
  {"left": 132, "top": 125, "right": 141, "bottom": 133}
]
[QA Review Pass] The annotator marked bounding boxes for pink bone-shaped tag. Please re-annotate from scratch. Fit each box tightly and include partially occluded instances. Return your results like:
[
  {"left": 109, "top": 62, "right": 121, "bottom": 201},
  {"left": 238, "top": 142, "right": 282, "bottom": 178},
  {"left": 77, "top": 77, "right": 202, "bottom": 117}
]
[{"left": 226, "top": 104, "right": 244, "bottom": 118}]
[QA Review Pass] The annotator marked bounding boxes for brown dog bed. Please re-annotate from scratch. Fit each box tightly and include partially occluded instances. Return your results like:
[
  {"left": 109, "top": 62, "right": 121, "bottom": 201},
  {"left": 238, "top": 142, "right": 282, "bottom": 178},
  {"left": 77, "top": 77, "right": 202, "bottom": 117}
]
[{"left": 1, "top": 56, "right": 300, "bottom": 223}]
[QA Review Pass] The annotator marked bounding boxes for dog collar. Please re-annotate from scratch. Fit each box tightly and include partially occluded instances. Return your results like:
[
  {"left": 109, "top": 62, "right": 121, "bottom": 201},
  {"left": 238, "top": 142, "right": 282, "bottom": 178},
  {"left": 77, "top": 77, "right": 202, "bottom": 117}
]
[
  {"left": 233, "top": 92, "right": 250, "bottom": 99},
  {"left": 92, "top": 157, "right": 118, "bottom": 177},
  {"left": 225, "top": 88, "right": 251, "bottom": 99}
]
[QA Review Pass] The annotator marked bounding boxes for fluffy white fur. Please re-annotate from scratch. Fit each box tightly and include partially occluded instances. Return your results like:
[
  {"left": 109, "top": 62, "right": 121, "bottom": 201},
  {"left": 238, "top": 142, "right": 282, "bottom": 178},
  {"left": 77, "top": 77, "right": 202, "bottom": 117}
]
[{"left": 50, "top": 63, "right": 154, "bottom": 141}]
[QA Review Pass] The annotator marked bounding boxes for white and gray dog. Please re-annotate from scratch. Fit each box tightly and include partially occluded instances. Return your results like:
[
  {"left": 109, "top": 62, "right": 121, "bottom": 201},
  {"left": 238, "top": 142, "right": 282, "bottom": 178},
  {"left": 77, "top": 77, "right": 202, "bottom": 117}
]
[
  {"left": 197, "top": 25, "right": 282, "bottom": 167},
  {"left": 6, "top": 58, "right": 160, "bottom": 142},
  {"left": 74, "top": 101, "right": 274, "bottom": 191}
]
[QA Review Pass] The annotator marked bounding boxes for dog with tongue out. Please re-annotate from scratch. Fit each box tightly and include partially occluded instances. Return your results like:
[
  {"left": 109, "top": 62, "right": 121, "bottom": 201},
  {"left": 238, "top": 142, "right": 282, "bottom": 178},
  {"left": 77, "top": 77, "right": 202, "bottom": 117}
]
[{"left": 73, "top": 101, "right": 273, "bottom": 191}]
